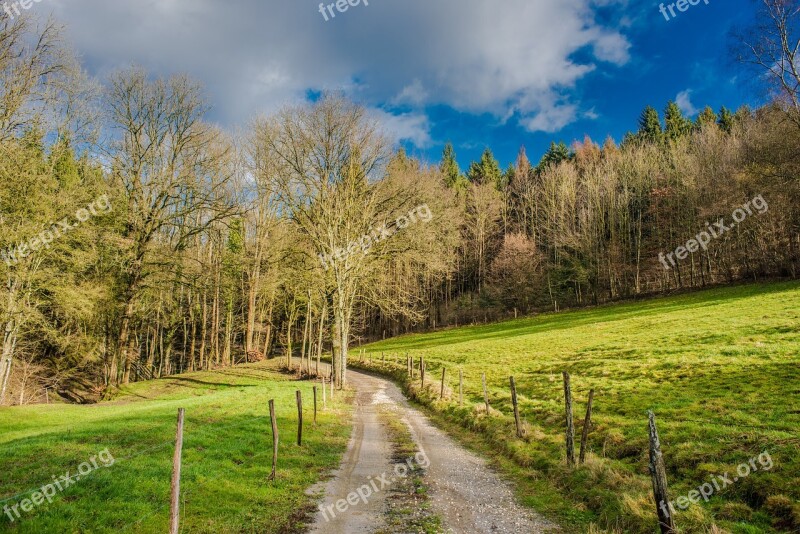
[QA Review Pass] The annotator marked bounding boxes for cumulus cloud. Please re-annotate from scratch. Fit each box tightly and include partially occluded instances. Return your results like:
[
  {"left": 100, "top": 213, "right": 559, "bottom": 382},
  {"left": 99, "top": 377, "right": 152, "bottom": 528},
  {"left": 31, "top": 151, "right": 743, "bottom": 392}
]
[{"left": 45, "top": 0, "right": 631, "bottom": 143}]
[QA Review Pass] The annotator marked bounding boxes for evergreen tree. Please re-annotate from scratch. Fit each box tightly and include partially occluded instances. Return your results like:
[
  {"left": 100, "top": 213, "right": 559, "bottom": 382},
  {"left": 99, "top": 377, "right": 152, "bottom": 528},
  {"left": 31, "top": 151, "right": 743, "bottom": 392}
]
[
  {"left": 695, "top": 106, "right": 718, "bottom": 130},
  {"left": 664, "top": 101, "right": 692, "bottom": 140},
  {"left": 440, "top": 143, "right": 462, "bottom": 188},
  {"left": 467, "top": 147, "right": 502, "bottom": 186},
  {"left": 717, "top": 106, "right": 734, "bottom": 133},
  {"left": 637, "top": 106, "right": 663, "bottom": 144},
  {"left": 536, "top": 141, "right": 571, "bottom": 172}
]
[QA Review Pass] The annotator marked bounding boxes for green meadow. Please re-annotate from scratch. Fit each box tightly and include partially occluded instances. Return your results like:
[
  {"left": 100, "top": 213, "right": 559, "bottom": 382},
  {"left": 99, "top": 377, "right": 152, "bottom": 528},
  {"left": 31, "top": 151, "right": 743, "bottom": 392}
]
[
  {"left": 0, "top": 363, "right": 350, "bottom": 533},
  {"left": 359, "top": 281, "right": 800, "bottom": 533}
]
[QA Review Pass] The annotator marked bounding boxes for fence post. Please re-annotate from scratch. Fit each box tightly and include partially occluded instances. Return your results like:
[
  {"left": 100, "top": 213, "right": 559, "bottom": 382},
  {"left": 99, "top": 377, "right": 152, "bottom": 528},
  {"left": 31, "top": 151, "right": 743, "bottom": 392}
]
[
  {"left": 648, "top": 411, "right": 676, "bottom": 533},
  {"left": 482, "top": 373, "right": 490, "bottom": 414},
  {"left": 296, "top": 390, "right": 303, "bottom": 446},
  {"left": 579, "top": 389, "right": 595, "bottom": 464},
  {"left": 330, "top": 374, "right": 334, "bottom": 399},
  {"left": 169, "top": 408, "right": 185, "bottom": 534},
  {"left": 322, "top": 377, "right": 327, "bottom": 410},
  {"left": 510, "top": 376, "right": 523, "bottom": 438},
  {"left": 420, "top": 357, "right": 425, "bottom": 388},
  {"left": 563, "top": 372, "right": 575, "bottom": 466},
  {"left": 459, "top": 370, "right": 463, "bottom": 406},
  {"left": 313, "top": 386, "right": 318, "bottom": 425},
  {"left": 268, "top": 399, "right": 278, "bottom": 481},
  {"left": 440, "top": 368, "right": 446, "bottom": 400}
]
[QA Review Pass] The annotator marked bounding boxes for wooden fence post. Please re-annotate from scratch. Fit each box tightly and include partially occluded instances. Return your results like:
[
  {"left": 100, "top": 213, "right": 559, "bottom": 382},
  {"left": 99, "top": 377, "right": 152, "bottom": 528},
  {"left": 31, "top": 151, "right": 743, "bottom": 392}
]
[
  {"left": 579, "top": 389, "right": 595, "bottom": 464},
  {"left": 322, "top": 377, "right": 326, "bottom": 410},
  {"left": 330, "top": 375, "right": 334, "bottom": 399},
  {"left": 440, "top": 368, "right": 446, "bottom": 400},
  {"left": 268, "top": 399, "right": 278, "bottom": 480},
  {"left": 420, "top": 357, "right": 425, "bottom": 388},
  {"left": 169, "top": 408, "right": 185, "bottom": 534},
  {"left": 648, "top": 411, "right": 676, "bottom": 533},
  {"left": 313, "top": 386, "right": 318, "bottom": 425},
  {"left": 482, "top": 373, "right": 490, "bottom": 414},
  {"left": 459, "top": 370, "right": 463, "bottom": 406},
  {"left": 510, "top": 376, "right": 523, "bottom": 438},
  {"left": 296, "top": 390, "right": 303, "bottom": 446},
  {"left": 563, "top": 372, "right": 575, "bottom": 466}
]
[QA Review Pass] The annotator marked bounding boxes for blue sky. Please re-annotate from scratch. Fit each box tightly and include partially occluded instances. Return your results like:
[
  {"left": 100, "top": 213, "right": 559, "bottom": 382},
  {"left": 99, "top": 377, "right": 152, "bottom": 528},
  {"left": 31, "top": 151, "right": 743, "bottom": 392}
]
[{"left": 45, "top": 0, "right": 761, "bottom": 170}]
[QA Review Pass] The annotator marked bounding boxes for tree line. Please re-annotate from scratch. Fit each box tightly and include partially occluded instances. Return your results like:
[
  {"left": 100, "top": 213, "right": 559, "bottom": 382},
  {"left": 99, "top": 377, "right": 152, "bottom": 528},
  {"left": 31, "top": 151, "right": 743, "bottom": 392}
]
[{"left": 0, "top": 3, "right": 798, "bottom": 403}]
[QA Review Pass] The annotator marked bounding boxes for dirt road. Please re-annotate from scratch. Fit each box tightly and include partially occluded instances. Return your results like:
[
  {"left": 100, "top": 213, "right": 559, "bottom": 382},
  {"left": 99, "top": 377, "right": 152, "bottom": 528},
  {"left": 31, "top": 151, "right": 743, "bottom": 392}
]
[{"left": 307, "top": 366, "right": 558, "bottom": 533}]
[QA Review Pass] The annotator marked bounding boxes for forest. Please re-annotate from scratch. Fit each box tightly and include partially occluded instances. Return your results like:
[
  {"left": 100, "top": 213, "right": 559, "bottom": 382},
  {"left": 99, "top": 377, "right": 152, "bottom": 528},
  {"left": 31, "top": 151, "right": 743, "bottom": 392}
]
[{"left": 0, "top": 8, "right": 798, "bottom": 404}]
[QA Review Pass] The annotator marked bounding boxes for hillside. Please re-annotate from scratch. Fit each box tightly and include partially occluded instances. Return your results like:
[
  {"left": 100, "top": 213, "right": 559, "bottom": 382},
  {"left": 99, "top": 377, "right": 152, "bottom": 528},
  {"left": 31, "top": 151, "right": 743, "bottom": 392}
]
[{"left": 358, "top": 281, "right": 800, "bottom": 532}]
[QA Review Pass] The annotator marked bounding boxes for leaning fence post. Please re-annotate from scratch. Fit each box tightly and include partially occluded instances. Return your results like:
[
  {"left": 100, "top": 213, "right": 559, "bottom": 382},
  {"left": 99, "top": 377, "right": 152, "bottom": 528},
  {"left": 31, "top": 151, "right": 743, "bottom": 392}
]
[
  {"left": 268, "top": 399, "right": 278, "bottom": 480},
  {"left": 169, "top": 408, "right": 185, "bottom": 534},
  {"left": 648, "top": 411, "right": 676, "bottom": 533},
  {"left": 510, "top": 376, "right": 523, "bottom": 438},
  {"left": 563, "top": 372, "right": 575, "bottom": 466},
  {"left": 420, "top": 357, "right": 425, "bottom": 388},
  {"left": 482, "top": 373, "right": 490, "bottom": 414},
  {"left": 296, "top": 390, "right": 303, "bottom": 446},
  {"left": 459, "top": 370, "right": 463, "bottom": 406},
  {"left": 579, "top": 389, "right": 595, "bottom": 464},
  {"left": 440, "top": 367, "right": 446, "bottom": 400}
]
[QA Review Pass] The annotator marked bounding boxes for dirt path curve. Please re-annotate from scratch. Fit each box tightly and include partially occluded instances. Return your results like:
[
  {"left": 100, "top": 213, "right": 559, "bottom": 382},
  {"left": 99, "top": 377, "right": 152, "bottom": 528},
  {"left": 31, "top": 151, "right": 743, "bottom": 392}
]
[{"left": 307, "top": 365, "right": 559, "bottom": 534}]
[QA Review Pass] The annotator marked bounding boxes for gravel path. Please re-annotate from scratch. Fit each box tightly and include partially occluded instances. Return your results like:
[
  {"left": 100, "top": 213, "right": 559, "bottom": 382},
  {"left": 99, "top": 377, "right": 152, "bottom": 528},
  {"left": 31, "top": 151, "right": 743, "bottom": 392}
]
[{"left": 308, "top": 365, "right": 559, "bottom": 534}]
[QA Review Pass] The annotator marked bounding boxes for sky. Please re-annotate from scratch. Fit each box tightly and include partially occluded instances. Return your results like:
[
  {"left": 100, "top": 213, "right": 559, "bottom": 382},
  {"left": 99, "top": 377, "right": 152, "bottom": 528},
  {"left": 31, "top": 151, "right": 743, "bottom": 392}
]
[{"left": 38, "top": 0, "right": 762, "bottom": 170}]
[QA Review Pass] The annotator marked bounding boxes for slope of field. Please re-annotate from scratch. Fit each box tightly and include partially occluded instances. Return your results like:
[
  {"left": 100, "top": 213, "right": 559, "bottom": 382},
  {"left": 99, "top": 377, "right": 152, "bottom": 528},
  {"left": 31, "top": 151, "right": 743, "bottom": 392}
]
[
  {"left": 0, "top": 362, "right": 351, "bottom": 533},
  {"left": 360, "top": 281, "right": 800, "bottom": 533}
]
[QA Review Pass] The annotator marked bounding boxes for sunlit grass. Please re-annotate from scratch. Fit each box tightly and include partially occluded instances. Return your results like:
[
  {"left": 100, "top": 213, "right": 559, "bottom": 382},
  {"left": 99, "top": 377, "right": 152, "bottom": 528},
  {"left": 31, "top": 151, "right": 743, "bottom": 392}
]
[
  {"left": 361, "top": 281, "right": 800, "bottom": 533},
  {"left": 0, "top": 362, "right": 351, "bottom": 533}
]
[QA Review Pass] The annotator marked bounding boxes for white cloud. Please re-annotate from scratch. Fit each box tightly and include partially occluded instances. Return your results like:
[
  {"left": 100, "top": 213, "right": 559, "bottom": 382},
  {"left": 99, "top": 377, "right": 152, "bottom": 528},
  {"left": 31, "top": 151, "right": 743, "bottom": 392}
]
[
  {"left": 676, "top": 89, "right": 698, "bottom": 116},
  {"left": 46, "top": 0, "right": 631, "bottom": 138},
  {"left": 369, "top": 109, "right": 433, "bottom": 148}
]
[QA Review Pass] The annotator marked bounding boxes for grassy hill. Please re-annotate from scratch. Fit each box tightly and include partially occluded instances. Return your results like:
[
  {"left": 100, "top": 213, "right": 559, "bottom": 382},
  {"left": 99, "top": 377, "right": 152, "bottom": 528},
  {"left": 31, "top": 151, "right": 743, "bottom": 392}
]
[
  {"left": 0, "top": 362, "right": 350, "bottom": 533},
  {"left": 358, "top": 281, "right": 800, "bottom": 533}
]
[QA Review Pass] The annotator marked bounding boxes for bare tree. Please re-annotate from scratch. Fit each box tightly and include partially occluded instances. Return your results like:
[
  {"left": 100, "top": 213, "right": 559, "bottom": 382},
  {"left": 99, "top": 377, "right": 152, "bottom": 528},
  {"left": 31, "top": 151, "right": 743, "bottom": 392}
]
[
  {"left": 106, "top": 68, "right": 239, "bottom": 384},
  {"left": 735, "top": 0, "right": 800, "bottom": 125}
]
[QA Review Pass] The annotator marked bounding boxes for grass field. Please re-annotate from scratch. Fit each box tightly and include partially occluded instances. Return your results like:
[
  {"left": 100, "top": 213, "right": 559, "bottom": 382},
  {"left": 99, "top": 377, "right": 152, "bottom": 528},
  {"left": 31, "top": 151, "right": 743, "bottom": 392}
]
[
  {"left": 358, "top": 281, "right": 800, "bottom": 533},
  {"left": 0, "top": 362, "right": 351, "bottom": 533}
]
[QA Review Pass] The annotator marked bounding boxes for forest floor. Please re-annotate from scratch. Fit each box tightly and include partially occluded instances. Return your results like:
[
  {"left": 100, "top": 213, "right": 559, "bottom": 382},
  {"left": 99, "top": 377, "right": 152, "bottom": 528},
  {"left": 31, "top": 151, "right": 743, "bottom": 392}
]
[{"left": 354, "top": 280, "right": 800, "bottom": 533}]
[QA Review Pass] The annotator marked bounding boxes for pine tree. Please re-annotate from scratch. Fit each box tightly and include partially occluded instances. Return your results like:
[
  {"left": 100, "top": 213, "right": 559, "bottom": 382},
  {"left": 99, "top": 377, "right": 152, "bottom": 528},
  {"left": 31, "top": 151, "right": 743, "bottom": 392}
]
[
  {"left": 637, "top": 106, "right": 663, "bottom": 144},
  {"left": 467, "top": 147, "right": 502, "bottom": 186},
  {"left": 440, "top": 143, "right": 462, "bottom": 188},
  {"left": 664, "top": 101, "right": 692, "bottom": 140},
  {"left": 718, "top": 106, "right": 735, "bottom": 133},
  {"left": 695, "top": 106, "right": 718, "bottom": 130},
  {"left": 536, "top": 141, "right": 571, "bottom": 172}
]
